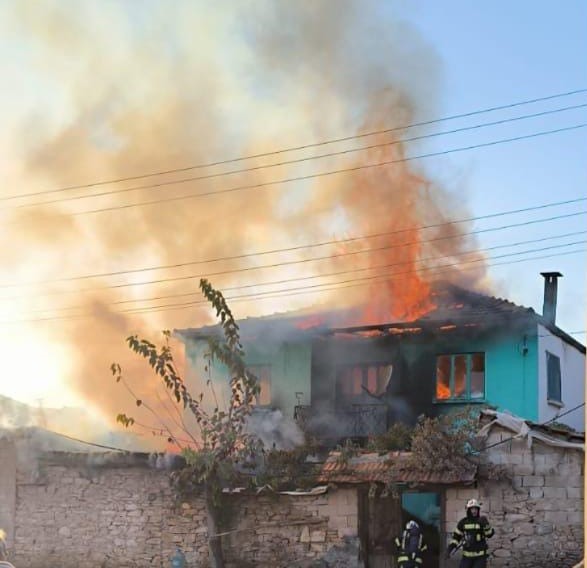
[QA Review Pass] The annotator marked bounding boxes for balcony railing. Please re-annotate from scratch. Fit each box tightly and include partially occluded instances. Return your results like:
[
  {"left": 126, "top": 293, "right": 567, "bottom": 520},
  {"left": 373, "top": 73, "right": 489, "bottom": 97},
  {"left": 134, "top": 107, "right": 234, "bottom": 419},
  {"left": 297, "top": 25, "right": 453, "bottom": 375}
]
[{"left": 294, "top": 403, "right": 388, "bottom": 439}]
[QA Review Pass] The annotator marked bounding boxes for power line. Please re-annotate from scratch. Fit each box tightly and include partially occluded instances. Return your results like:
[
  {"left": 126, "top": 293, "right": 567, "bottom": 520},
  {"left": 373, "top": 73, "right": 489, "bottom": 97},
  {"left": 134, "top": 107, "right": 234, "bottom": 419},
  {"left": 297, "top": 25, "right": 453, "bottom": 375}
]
[
  {"left": 113, "top": 241, "right": 587, "bottom": 314},
  {"left": 21, "top": 229, "right": 587, "bottom": 315},
  {"left": 4, "top": 102, "right": 587, "bottom": 208},
  {"left": 4, "top": 123, "right": 585, "bottom": 219},
  {"left": 480, "top": 402, "right": 585, "bottom": 453},
  {"left": 1, "top": 198, "right": 585, "bottom": 290},
  {"left": 41, "top": 428, "right": 130, "bottom": 453},
  {"left": 3, "top": 246, "right": 584, "bottom": 324},
  {"left": 4, "top": 88, "right": 586, "bottom": 202}
]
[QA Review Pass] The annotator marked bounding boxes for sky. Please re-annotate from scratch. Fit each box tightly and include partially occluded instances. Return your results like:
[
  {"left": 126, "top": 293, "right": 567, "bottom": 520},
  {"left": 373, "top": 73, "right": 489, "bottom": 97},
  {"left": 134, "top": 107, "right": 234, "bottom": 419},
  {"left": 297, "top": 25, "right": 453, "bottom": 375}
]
[
  {"left": 0, "top": 0, "right": 584, "bottom": 414},
  {"left": 396, "top": 1, "right": 587, "bottom": 331}
]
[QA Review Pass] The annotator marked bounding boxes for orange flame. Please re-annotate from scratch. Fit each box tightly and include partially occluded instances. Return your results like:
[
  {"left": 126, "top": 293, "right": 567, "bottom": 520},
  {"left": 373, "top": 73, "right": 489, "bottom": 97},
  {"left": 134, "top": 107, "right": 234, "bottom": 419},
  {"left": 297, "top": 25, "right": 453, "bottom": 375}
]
[
  {"left": 334, "top": 118, "right": 437, "bottom": 325},
  {"left": 436, "top": 381, "right": 451, "bottom": 400}
]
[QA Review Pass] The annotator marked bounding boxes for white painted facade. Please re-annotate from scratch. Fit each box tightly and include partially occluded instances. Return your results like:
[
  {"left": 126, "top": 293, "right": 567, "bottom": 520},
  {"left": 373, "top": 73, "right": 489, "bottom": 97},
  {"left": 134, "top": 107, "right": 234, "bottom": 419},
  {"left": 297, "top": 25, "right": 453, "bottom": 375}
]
[{"left": 537, "top": 323, "right": 586, "bottom": 431}]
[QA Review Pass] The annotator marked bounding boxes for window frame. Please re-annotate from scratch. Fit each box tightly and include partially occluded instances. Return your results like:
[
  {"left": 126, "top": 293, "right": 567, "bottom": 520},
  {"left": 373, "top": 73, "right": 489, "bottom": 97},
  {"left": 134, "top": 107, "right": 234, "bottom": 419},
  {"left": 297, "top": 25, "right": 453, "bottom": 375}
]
[
  {"left": 434, "top": 352, "right": 486, "bottom": 403},
  {"left": 545, "top": 351, "right": 563, "bottom": 406},
  {"left": 246, "top": 364, "right": 272, "bottom": 407},
  {"left": 335, "top": 362, "right": 393, "bottom": 403}
]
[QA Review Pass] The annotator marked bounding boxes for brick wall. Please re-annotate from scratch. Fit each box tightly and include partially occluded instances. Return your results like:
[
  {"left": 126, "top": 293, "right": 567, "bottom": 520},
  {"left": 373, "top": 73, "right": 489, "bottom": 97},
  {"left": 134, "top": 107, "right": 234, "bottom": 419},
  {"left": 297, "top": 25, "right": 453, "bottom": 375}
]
[
  {"left": 10, "top": 450, "right": 359, "bottom": 568},
  {"left": 444, "top": 426, "right": 584, "bottom": 568}
]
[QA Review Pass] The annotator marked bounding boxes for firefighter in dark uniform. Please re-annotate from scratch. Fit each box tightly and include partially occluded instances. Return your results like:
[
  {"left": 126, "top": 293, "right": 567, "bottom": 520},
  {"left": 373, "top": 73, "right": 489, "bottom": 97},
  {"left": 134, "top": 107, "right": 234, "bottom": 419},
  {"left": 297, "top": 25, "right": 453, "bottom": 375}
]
[
  {"left": 447, "top": 499, "right": 494, "bottom": 568},
  {"left": 395, "top": 520, "right": 427, "bottom": 567}
]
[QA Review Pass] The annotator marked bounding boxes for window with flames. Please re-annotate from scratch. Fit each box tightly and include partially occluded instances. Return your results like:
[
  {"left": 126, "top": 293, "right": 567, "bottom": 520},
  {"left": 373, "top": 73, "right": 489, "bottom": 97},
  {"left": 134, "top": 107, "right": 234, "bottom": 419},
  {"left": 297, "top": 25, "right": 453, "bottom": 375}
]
[
  {"left": 435, "top": 353, "right": 485, "bottom": 402},
  {"left": 247, "top": 364, "right": 272, "bottom": 406}
]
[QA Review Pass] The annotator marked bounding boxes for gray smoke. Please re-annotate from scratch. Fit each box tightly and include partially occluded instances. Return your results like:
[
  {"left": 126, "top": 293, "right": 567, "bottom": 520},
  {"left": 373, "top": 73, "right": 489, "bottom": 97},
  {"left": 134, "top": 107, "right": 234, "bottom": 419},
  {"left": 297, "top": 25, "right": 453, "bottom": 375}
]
[{"left": 247, "top": 408, "right": 305, "bottom": 450}]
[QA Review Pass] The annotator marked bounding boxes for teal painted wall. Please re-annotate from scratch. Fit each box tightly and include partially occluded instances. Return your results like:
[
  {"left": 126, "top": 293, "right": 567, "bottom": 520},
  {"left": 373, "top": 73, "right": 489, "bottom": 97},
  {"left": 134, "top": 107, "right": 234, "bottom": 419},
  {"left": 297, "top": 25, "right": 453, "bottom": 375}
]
[
  {"left": 245, "top": 341, "right": 312, "bottom": 418},
  {"left": 430, "top": 327, "right": 539, "bottom": 421},
  {"left": 183, "top": 323, "right": 540, "bottom": 425},
  {"left": 183, "top": 338, "right": 312, "bottom": 420}
]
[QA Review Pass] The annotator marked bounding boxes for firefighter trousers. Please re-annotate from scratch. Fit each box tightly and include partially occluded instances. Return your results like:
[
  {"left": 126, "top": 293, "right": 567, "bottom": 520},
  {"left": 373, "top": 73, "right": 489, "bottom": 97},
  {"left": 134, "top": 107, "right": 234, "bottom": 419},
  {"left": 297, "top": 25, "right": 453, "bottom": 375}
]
[{"left": 459, "top": 557, "right": 487, "bottom": 568}]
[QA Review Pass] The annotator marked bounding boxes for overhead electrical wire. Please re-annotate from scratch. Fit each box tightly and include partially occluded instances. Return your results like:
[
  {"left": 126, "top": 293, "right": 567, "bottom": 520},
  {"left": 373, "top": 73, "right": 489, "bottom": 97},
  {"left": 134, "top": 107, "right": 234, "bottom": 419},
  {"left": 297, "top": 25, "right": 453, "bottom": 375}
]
[
  {"left": 113, "top": 241, "right": 587, "bottom": 313},
  {"left": 479, "top": 402, "right": 585, "bottom": 453},
  {"left": 19, "top": 229, "right": 587, "bottom": 315},
  {"left": 2, "top": 245, "right": 584, "bottom": 325},
  {"left": 3, "top": 102, "right": 586, "bottom": 208},
  {"left": 3, "top": 87, "right": 586, "bottom": 203},
  {"left": 0, "top": 197, "right": 585, "bottom": 290},
  {"left": 2, "top": 123, "right": 585, "bottom": 218}
]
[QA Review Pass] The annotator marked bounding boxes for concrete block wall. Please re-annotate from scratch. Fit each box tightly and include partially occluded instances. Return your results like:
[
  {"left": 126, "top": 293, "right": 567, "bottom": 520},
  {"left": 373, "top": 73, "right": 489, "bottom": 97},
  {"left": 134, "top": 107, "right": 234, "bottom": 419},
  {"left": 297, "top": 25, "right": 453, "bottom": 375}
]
[{"left": 444, "top": 427, "right": 584, "bottom": 568}]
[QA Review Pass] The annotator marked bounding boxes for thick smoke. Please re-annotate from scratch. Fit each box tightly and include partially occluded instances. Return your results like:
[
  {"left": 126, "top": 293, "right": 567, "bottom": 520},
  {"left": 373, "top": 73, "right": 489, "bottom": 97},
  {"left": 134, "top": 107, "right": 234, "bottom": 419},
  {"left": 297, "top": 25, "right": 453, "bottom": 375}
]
[{"left": 0, "top": 1, "right": 487, "bottom": 445}]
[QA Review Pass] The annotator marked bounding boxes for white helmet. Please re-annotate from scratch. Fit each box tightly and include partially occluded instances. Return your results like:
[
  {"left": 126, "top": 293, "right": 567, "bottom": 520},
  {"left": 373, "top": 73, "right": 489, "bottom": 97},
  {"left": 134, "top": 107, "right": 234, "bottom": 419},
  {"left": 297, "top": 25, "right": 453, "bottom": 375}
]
[
  {"left": 466, "top": 498, "right": 481, "bottom": 510},
  {"left": 406, "top": 520, "right": 419, "bottom": 531}
]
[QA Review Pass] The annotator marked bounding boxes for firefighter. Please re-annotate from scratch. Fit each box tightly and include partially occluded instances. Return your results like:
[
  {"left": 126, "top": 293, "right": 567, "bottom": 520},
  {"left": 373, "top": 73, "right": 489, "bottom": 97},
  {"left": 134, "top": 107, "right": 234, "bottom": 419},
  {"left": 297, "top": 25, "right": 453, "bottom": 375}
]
[
  {"left": 447, "top": 499, "right": 494, "bottom": 567},
  {"left": 395, "top": 520, "right": 427, "bottom": 567},
  {"left": 0, "top": 529, "right": 8, "bottom": 562}
]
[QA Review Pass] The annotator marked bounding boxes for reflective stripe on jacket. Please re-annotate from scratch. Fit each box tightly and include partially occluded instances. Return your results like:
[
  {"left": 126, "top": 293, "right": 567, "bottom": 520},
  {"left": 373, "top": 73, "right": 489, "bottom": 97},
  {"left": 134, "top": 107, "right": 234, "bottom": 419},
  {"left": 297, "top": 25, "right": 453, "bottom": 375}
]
[{"left": 450, "top": 515, "right": 494, "bottom": 556}]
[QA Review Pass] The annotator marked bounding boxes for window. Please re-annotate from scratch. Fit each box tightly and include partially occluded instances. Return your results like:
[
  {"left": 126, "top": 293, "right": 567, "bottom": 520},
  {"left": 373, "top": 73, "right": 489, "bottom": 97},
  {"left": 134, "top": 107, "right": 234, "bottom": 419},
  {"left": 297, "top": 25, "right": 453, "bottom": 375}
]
[
  {"left": 546, "top": 352, "right": 562, "bottom": 404},
  {"left": 336, "top": 363, "right": 393, "bottom": 401},
  {"left": 435, "top": 353, "right": 485, "bottom": 401},
  {"left": 247, "top": 365, "right": 271, "bottom": 406}
]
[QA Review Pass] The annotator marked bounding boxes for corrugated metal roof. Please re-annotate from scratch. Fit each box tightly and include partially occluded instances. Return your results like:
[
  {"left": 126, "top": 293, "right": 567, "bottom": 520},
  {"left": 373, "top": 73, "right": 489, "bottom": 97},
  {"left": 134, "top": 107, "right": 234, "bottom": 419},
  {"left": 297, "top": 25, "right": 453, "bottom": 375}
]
[{"left": 318, "top": 451, "right": 476, "bottom": 486}]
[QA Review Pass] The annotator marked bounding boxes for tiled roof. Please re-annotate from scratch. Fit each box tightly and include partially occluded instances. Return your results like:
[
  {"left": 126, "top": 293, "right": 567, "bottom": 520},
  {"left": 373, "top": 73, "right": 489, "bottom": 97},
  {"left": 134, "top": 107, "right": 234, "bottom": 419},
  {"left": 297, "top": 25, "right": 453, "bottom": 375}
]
[{"left": 317, "top": 451, "right": 476, "bottom": 486}]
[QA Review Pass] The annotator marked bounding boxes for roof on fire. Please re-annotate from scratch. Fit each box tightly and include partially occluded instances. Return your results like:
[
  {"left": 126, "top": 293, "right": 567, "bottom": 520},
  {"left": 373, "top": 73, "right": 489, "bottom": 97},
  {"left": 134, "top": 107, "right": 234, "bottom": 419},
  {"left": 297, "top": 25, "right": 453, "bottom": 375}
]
[{"left": 175, "top": 282, "right": 585, "bottom": 353}]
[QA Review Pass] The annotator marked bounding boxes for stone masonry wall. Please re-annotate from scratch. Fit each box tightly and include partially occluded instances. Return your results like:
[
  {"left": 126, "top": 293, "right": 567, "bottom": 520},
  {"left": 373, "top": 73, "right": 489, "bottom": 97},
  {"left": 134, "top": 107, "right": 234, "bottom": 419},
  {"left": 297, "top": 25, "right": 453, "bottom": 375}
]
[
  {"left": 444, "top": 426, "right": 584, "bottom": 568},
  {"left": 11, "top": 450, "right": 359, "bottom": 568},
  {"left": 0, "top": 437, "right": 16, "bottom": 544},
  {"left": 223, "top": 488, "right": 358, "bottom": 567}
]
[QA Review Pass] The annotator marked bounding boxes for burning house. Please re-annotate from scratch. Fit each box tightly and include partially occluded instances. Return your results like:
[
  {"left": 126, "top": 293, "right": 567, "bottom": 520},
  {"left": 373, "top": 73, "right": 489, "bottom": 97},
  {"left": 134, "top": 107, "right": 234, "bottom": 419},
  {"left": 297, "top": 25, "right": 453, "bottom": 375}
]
[{"left": 176, "top": 272, "right": 586, "bottom": 443}]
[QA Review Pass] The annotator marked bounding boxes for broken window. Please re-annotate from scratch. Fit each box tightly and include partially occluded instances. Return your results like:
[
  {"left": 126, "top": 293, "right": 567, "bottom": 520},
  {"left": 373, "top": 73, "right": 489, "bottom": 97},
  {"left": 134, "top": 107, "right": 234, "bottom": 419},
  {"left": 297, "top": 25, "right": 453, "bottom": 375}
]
[
  {"left": 435, "top": 353, "right": 485, "bottom": 402},
  {"left": 336, "top": 363, "right": 393, "bottom": 401},
  {"left": 247, "top": 364, "right": 272, "bottom": 406},
  {"left": 546, "top": 351, "right": 562, "bottom": 404}
]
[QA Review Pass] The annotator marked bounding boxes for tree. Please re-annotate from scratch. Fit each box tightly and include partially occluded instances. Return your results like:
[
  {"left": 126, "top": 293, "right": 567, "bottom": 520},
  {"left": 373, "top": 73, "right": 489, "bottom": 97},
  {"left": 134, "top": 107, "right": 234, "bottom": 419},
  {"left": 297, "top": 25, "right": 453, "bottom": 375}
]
[
  {"left": 387, "top": 408, "right": 481, "bottom": 485},
  {"left": 112, "top": 278, "right": 261, "bottom": 568}
]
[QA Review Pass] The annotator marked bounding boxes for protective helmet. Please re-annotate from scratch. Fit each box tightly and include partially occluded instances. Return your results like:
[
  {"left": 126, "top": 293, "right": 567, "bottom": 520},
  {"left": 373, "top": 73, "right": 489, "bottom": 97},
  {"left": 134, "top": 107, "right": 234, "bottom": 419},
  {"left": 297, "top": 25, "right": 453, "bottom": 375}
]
[
  {"left": 406, "top": 520, "right": 420, "bottom": 531},
  {"left": 466, "top": 499, "right": 481, "bottom": 511},
  {"left": 0, "top": 528, "right": 5, "bottom": 541}
]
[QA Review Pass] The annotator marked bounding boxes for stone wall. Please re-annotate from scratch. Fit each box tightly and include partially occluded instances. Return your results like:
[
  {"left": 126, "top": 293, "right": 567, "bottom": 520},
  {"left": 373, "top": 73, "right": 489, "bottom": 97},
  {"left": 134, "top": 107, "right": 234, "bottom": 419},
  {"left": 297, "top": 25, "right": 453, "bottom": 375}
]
[
  {"left": 444, "top": 426, "right": 584, "bottom": 568},
  {"left": 9, "top": 449, "right": 359, "bottom": 568},
  {"left": 0, "top": 437, "right": 16, "bottom": 544}
]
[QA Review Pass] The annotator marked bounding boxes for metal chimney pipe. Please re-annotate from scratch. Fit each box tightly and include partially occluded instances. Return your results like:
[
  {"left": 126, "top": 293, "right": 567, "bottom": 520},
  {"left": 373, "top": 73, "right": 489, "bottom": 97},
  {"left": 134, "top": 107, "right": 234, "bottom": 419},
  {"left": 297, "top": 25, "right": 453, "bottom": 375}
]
[{"left": 540, "top": 272, "right": 562, "bottom": 325}]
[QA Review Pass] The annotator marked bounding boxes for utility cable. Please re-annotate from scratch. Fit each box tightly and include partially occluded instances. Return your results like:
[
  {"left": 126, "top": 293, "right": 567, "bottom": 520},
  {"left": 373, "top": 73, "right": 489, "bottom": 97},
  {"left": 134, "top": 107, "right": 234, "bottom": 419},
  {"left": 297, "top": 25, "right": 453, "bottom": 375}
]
[
  {"left": 2, "top": 245, "right": 584, "bottom": 324},
  {"left": 3, "top": 102, "right": 586, "bottom": 208},
  {"left": 114, "top": 241, "right": 586, "bottom": 314},
  {"left": 480, "top": 402, "right": 585, "bottom": 453},
  {"left": 20, "top": 229, "right": 587, "bottom": 315},
  {"left": 0, "top": 199, "right": 585, "bottom": 290},
  {"left": 3, "top": 123, "right": 585, "bottom": 218},
  {"left": 4, "top": 87, "right": 586, "bottom": 202}
]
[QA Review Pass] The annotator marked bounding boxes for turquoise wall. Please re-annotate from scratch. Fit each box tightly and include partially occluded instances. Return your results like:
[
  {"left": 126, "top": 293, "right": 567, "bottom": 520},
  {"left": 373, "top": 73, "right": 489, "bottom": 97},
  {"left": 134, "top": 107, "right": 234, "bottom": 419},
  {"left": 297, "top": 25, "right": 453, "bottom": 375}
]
[
  {"left": 183, "top": 338, "right": 312, "bottom": 420},
  {"left": 245, "top": 341, "right": 312, "bottom": 418},
  {"left": 431, "top": 327, "right": 539, "bottom": 421},
  {"left": 183, "top": 324, "right": 540, "bottom": 424}
]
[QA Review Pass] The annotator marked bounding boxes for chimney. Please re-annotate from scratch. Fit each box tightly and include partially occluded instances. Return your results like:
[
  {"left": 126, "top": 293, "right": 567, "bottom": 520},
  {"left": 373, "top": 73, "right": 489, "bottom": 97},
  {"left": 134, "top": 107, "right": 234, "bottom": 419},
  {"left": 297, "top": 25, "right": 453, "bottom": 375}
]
[{"left": 540, "top": 272, "right": 563, "bottom": 325}]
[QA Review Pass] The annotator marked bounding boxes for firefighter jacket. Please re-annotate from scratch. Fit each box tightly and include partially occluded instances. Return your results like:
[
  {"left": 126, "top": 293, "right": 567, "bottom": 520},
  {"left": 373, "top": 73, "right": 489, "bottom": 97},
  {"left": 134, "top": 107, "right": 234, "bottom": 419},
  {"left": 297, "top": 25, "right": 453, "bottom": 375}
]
[
  {"left": 450, "top": 514, "right": 494, "bottom": 558},
  {"left": 395, "top": 529, "right": 427, "bottom": 566}
]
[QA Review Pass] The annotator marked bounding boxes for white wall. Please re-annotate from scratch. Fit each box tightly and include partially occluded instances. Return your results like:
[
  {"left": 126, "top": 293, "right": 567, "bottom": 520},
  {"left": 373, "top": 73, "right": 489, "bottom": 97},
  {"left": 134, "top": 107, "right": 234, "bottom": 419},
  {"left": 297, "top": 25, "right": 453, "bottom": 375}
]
[{"left": 537, "top": 323, "right": 585, "bottom": 431}]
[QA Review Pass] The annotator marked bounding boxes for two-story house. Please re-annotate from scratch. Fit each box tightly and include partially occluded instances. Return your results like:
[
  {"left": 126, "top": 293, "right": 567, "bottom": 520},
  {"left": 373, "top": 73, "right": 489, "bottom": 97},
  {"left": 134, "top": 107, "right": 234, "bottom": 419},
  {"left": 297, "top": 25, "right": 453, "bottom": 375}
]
[{"left": 176, "top": 273, "right": 585, "bottom": 442}]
